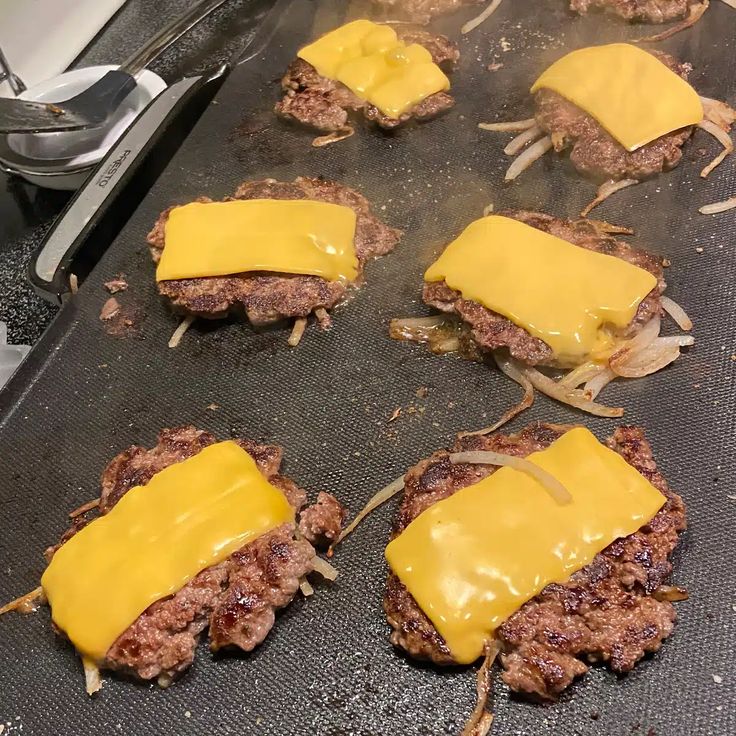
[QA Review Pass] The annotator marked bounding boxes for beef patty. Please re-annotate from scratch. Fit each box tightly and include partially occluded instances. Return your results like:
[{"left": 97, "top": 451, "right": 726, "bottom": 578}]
[
  {"left": 47, "top": 426, "right": 345, "bottom": 685},
  {"left": 384, "top": 422, "right": 687, "bottom": 700},
  {"left": 275, "top": 29, "right": 459, "bottom": 134},
  {"left": 372, "top": 0, "right": 483, "bottom": 23},
  {"left": 570, "top": 0, "right": 696, "bottom": 22},
  {"left": 534, "top": 50, "right": 695, "bottom": 181},
  {"left": 148, "top": 177, "right": 401, "bottom": 327},
  {"left": 423, "top": 211, "right": 664, "bottom": 367}
]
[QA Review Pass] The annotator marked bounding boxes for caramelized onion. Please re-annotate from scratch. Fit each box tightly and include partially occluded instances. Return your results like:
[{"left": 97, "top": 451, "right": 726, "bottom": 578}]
[
  {"left": 654, "top": 585, "right": 689, "bottom": 602},
  {"left": 461, "top": 641, "right": 501, "bottom": 736},
  {"left": 505, "top": 136, "right": 553, "bottom": 181},
  {"left": 287, "top": 317, "right": 308, "bottom": 347},
  {"left": 609, "top": 314, "right": 661, "bottom": 369},
  {"left": 660, "top": 296, "right": 693, "bottom": 331},
  {"left": 460, "top": 358, "right": 534, "bottom": 437},
  {"left": 0, "top": 586, "right": 44, "bottom": 616},
  {"left": 499, "top": 354, "right": 624, "bottom": 417},
  {"left": 583, "top": 367, "right": 615, "bottom": 400},
  {"left": 450, "top": 450, "right": 572, "bottom": 504},
  {"left": 581, "top": 179, "right": 638, "bottom": 217},
  {"left": 331, "top": 475, "right": 405, "bottom": 549},
  {"left": 69, "top": 498, "right": 100, "bottom": 519},
  {"left": 611, "top": 342, "right": 681, "bottom": 378},
  {"left": 698, "top": 119, "right": 734, "bottom": 178}
]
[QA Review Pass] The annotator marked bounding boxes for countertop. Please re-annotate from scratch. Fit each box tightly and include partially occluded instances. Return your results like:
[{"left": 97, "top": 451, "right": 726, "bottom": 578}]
[{"left": 0, "top": 0, "right": 262, "bottom": 345}]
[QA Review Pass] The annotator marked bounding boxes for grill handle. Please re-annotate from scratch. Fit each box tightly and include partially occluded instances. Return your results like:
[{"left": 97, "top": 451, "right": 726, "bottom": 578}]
[{"left": 27, "top": 64, "right": 228, "bottom": 304}]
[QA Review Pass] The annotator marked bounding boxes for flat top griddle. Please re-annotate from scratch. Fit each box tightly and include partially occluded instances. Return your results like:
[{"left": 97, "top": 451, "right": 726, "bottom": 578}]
[{"left": 0, "top": 1, "right": 734, "bottom": 734}]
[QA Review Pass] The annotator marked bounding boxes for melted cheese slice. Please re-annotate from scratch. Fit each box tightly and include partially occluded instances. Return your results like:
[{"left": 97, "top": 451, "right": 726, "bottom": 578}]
[
  {"left": 424, "top": 215, "right": 657, "bottom": 362},
  {"left": 531, "top": 43, "right": 703, "bottom": 152},
  {"left": 297, "top": 20, "right": 450, "bottom": 119},
  {"left": 385, "top": 427, "right": 666, "bottom": 664},
  {"left": 156, "top": 199, "right": 358, "bottom": 283},
  {"left": 41, "top": 441, "right": 294, "bottom": 662}
]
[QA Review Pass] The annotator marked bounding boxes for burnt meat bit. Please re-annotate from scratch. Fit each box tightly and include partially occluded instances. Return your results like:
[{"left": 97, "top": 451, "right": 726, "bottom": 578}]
[
  {"left": 148, "top": 177, "right": 401, "bottom": 327},
  {"left": 275, "top": 28, "right": 458, "bottom": 134},
  {"left": 384, "top": 423, "right": 686, "bottom": 700},
  {"left": 570, "top": 0, "right": 696, "bottom": 23},
  {"left": 422, "top": 211, "right": 664, "bottom": 366},
  {"left": 534, "top": 51, "right": 695, "bottom": 182},
  {"left": 298, "top": 492, "right": 347, "bottom": 547},
  {"left": 49, "top": 426, "right": 323, "bottom": 684}
]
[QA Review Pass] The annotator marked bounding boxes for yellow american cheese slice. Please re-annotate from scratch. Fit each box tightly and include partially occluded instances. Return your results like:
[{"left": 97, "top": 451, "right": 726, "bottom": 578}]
[
  {"left": 41, "top": 441, "right": 294, "bottom": 662},
  {"left": 297, "top": 19, "right": 450, "bottom": 119},
  {"left": 156, "top": 199, "right": 359, "bottom": 283},
  {"left": 531, "top": 43, "right": 703, "bottom": 152},
  {"left": 424, "top": 215, "right": 657, "bottom": 362},
  {"left": 385, "top": 427, "right": 666, "bottom": 664}
]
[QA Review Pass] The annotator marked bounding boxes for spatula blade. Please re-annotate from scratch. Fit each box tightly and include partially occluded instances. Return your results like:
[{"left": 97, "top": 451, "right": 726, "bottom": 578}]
[{"left": 0, "top": 97, "right": 96, "bottom": 134}]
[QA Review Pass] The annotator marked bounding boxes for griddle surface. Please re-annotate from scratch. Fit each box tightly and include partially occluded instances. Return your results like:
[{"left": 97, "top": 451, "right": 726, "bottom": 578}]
[{"left": 0, "top": 1, "right": 734, "bottom": 734}]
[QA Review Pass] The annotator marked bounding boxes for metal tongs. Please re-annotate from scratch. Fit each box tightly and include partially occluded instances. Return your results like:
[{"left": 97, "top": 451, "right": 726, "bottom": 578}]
[{"left": 0, "top": 0, "right": 233, "bottom": 135}]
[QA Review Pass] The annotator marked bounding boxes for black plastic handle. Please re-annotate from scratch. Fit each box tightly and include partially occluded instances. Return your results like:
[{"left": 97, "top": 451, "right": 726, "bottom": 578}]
[{"left": 28, "top": 63, "right": 228, "bottom": 304}]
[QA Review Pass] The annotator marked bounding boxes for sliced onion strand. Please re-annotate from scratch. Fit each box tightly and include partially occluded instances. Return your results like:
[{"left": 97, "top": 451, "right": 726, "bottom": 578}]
[
  {"left": 311, "top": 556, "right": 338, "bottom": 581},
  {"left": 699, "top": 196, "right": 736, "bottom": 215},
  {"left": 287, "top": 317, "right": 307, "bottom": 347},
  {"left": 69, "top": 498, "right": 100, "bottom": 519},
  {"left": 461, "top": 641, "right": 501, "bottom": 736},
  {"left": 478, "top": 118, "right": 536, "bottom": 132},
  {"left": 504, "top": 125, "right": 543, "bottom": 156},
  {"left": 331, "top": 474, "right": 405, "bottom": 549},
  {"left": 660, "top": 296, "right": 693, "bottom": 331},
  {"left": 581, "top": 179, "right": 638, "bottom": 217},
  {"left": 168, "top": 315, "right": 194, "bottom": 349},
  {"left": 450, "top": 450, "right": 572, "bottom": 505},
  {"left": 461, "top": 0, "right": 503, "bottom": 34},
  {"left": 0, "top": 586, "right": 44, "bottom": 616},
  {"left": 460, "top": 358, "right": 534, "bottom": 437},
  {"left": 698, "top": 119, "right": 734, "bottom": 178},
  {"left": 83, "top": 658, "right": 103, "bottom": 696},
  {"left": 505, "top": 136, "right": 553, "bottom": 181}
]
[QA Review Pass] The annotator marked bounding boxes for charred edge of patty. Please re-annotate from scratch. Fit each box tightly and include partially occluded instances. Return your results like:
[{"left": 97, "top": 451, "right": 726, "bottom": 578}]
[
  {"left": 146, "top": 177, "right": 401, "bottom": 325},
  {"left": 383, "top": 422, "right": 687, "bottom": 700},
  {"left": 422, "top": 210, "right": 665, "bottom": 366},
  {"left": 570, "top": 0, "right": 696, "bottom": 23},
  {"left": 372, "top": 0, "right": 485, "bottom": 24},
  {"left": 275, "top": 29, "right": 459, "bottom": 133},
  {"left": 47, "top": 426, "right": 343, "bottom": 683},
  {"left": 534, "top": 50, "right": 696, "bottom": 182}
]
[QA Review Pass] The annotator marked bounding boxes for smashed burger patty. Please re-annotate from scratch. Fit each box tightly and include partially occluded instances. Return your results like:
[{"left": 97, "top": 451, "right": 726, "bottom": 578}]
[
  {"left": 384, "top": 422, "right": 686, "bottom": 699},
  {"left": 275, "top": 29, "right": 459, "bottom": 133},
  {"left": 373, "top": 0, "right": 483, "bottom": 23},
  {"left": 148, "top": 177, "right": 401, "bottom": 327},
  {"left": 47, "top": 426, "right": 345, "bottom": 684},
  {"left": 535, "top": 50, "right": 695, "bottom": 181},
  {"left": 423, "top": 210, "right": 664, "bottom": 366},
  {"left": 570, "top": 0, "right": 698, "bottom": 23}
]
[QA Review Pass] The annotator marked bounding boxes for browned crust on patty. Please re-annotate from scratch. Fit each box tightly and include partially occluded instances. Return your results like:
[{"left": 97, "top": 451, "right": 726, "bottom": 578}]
[
  {"left": 275, "top": 29, "right": 459, "bottom": 133},
  {"left": 570, "top": 0, "right": 696, "bottom": 22},
  {"left": 422, "top": 210, "right": 665, "bottom": 366},
  {"left": 147, "top": 177, "right": 401, "bottom": 326},
  {"left": 384, "top": 422, "right": 687, "bottom": 699},
  {"left": 373, "top": 0, "right": 483, "bottom": 24},
  {"left": 48, "top": 426, "right": 341, "bottom": 684},
  {"left": 534, "top": 51, "right": 696, "bottom": 182}
]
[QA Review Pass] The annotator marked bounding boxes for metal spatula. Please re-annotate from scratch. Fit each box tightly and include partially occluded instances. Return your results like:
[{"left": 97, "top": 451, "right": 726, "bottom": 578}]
[{"left": 0, "top": 0, "right": 232, "bottom": 135}]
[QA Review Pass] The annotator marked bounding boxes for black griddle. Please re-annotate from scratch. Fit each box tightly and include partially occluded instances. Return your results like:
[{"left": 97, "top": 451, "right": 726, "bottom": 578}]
[{"left": 1, "top": 1, "right": 735, "bottom": 734}]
